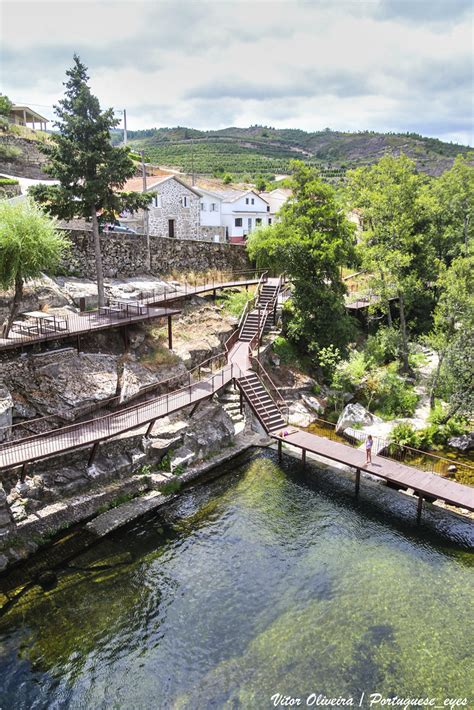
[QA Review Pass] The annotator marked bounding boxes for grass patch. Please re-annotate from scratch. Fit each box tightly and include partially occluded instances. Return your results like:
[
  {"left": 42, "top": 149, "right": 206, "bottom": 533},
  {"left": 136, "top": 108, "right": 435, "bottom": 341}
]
[
  {"left": 159, "top": 478, "right": 182, "bottom": 495},
  {"left": 141, "top": 344, "right": 179, "bottom": 368},
  {"left": 216, "top": 288, "right": 254, "bottom": 317}
]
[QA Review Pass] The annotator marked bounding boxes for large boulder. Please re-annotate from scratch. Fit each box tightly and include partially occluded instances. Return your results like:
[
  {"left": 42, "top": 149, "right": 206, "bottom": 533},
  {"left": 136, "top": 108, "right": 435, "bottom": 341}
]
[
  {"left": 448, "top": 432, "right": 474, "bottom": 452},
  {"left": 170, "top": 402, "right": 235, "bottom": 471},
  {"left": 336, "top": 403, "right": 382, "bottom": 433},
  {"left": 0, "top": 386, "right": 13, "bottom": 442}
]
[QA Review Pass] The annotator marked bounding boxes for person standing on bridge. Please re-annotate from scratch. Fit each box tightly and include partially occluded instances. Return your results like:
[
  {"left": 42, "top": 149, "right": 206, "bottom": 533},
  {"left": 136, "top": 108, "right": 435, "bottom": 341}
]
[{"left": 365, "top": 434, "right": 373, "bottom": 465}]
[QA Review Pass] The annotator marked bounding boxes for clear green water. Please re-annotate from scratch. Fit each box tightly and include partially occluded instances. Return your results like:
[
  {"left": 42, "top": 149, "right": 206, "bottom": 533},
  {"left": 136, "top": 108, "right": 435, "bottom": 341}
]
[{"left": 0, "top": 451, "right": 473, "bottom": 709}]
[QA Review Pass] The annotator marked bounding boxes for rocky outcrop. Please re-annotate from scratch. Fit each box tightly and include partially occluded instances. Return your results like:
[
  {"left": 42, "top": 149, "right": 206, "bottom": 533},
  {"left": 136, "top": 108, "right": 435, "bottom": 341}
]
[
  {"left": 448, "top": 433, "right": 474, "bottom": 452},
  {"left": 336, "top": 403, "right": 382, "bottom": 433},
  {"left": 0, "top": 386, "right": 13, "bottom": 442},
  {"left": 0, "top": 274, "right": 72, "bottom": 328},
  {"left": 170, "top": 401, "right": 235, "bottom": 471}
]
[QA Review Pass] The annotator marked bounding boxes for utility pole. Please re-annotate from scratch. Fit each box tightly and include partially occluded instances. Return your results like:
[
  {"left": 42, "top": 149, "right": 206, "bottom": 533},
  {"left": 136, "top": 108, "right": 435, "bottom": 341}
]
[
  {"left": 123, "top": 109, "right": 127, "bottom": 145},
  {"left": 141, "top": 151, "right": 151, "bottom": 271}
]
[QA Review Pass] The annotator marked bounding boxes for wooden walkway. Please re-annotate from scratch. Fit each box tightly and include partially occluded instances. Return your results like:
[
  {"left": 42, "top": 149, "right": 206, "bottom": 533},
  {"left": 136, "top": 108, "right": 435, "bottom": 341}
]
[
  {"left": 0, "top": 366, "right": 234, "bottom": 471},
  {"left": 271, "top": 429, "right": 474, "bottom": 515},
  {"left": 0, "top": 272, "right": 472, "bottom": 523}
]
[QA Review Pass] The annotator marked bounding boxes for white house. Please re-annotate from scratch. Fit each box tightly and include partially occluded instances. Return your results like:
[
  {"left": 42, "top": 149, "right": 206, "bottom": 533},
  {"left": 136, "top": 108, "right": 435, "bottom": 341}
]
[
  {"left": 260, "top": 188, "right": 292, "bottom": 218},
  {"left": 197, "top": 189, "right": 271, "bottom": 244}
]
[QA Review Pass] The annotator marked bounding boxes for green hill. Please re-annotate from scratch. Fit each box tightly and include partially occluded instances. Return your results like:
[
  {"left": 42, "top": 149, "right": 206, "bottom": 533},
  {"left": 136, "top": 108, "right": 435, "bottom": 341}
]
[{"left": 113, "top": 125, "right": 471, "bottom": 182}]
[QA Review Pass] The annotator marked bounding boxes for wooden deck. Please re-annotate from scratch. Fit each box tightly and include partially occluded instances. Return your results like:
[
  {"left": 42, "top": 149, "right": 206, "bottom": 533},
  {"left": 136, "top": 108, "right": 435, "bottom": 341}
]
[
  {"left": 0, "top": 305, "right": 181, "bottom": 352},
  {"left": 272, "top": 429, "right": 474, "bottom": 513}
]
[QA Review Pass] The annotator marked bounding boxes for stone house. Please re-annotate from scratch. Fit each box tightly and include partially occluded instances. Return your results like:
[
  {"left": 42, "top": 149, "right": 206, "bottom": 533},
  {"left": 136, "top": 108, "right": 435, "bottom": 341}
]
[{"left": 123, "top": 175, "right": 202, "bottom": 240}]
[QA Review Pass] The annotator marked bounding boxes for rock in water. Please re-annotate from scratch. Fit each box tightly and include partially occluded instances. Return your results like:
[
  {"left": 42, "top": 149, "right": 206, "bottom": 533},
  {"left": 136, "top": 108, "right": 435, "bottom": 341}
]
[{"left": 448, "top": 433, "right": 474, "bottom": 452}]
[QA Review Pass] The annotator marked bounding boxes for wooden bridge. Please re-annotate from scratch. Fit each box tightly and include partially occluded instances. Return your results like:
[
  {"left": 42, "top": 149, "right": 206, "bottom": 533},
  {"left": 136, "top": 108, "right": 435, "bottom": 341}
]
[{"left": 0, "top": 274, "right": 473, "bottom": 525}]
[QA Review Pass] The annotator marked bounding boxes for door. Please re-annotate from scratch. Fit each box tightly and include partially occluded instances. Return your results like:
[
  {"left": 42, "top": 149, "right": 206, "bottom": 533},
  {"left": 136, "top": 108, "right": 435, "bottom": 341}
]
[
  {"left": 168, "top": 219, "right": 175, "bottom": 238},
  {"left": 247, "top": 217, "right": 252, "bottom": 233}
]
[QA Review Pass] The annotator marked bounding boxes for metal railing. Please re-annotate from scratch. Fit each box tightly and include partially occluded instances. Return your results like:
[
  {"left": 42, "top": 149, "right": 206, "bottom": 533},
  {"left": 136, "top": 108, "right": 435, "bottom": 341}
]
[
  {"left": 138, "top": 270, "right": 267, "bottom": 306},
  {"left": 0, "top": 363, "right": 235, "bottom": 470}
]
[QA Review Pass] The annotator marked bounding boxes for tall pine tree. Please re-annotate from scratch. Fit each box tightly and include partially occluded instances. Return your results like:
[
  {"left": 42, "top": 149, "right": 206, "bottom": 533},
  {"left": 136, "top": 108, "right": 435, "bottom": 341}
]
[{"left": 30, "top": 56, "right": 151, "bottom": 305}]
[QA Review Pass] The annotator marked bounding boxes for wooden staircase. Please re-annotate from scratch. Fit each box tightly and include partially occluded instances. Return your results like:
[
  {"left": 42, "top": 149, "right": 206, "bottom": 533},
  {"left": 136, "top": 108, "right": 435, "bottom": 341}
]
[
  {"left": 239, "top": 282, "right": 279, "bottom": 342},
  {"left": 236, "top": 278, "right": 287, "bottom": 433},
  {"left": 238, "top": 372, "right": 286, "bottom": 432}
]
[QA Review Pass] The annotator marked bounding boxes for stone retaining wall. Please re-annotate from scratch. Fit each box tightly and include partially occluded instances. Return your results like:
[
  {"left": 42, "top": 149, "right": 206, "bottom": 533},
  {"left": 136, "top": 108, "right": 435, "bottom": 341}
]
[{"left": 59, "top": 229, "right": 251, "bottom": 278}]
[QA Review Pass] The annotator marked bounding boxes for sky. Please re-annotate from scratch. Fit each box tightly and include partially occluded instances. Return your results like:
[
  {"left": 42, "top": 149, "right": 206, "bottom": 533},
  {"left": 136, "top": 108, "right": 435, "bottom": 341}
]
[{"left": 1, "top": 0, "right": 473, "bottom": 145}]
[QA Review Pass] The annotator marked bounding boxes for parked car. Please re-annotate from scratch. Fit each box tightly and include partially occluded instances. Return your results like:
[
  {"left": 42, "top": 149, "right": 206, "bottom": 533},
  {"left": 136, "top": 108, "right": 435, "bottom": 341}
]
[{"left": 103, "top": 222, "right": 138, "bottom": 235}]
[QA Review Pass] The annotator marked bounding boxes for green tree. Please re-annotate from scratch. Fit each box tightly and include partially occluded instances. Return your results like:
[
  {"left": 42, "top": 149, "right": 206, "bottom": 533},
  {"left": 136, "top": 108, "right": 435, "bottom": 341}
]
[
  {"left": 346, "top": 154, "right": 434, "bottom": 373},
  {"left": 424, "top": 256, "right": 473, "bottom": 408},
  {"left": 427, "top": 153, "right": 474, "bottom": 261},
  {"left": 0, "top": 94, "right": 12, "bottom": 117},
  {"left": 248, "top": 161, "right": 356, "bottom": 357},
  {"left": 222, "top": 173, "right": 233, "bottom": 185},
  {"left": 30, "top": 56, "right": 151, "bottom": 306},
  {"left": 255, "top": 174, "right": 267, "bottom": 192},
  {"left": 0, "top": 200, "right": 69, "bottom": 337}
]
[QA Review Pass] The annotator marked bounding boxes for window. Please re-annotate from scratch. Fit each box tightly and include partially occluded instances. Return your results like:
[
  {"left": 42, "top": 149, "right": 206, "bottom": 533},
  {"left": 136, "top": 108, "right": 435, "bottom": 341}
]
[
  {"left": 200, "top": 202, "right": 206, "bottom": 211},
  {"left": 235, "top": 218, "right": 243, "bottom": 227},
  {"left": 210, "top": 203, "right": 217, "bottom": 212},
  {"left": 256, "top": 218, "right": 262, "bottom": 226},
  {"left": 266, "top": 205, "right": 270, "bottom": 212},
  {"left": 268, "top": 218, "right": 272, "bottom": 225},
  {"left": 251, "top": 198, "right": 255, "bottom": 205},
  {"left": 245, "top": 198, "right": 249, "bottom": 205},
  {"left": 181, "top": 195, "right": 189, "bottom": 207},
  {"left": 153, "top": 195, "right": 162, "bottom": 208}
]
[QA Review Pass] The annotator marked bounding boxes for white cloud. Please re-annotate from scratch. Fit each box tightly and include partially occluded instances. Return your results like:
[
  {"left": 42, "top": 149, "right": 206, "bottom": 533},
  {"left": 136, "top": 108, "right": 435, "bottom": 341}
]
[{"left": 1, "top": 0, "right": 472, "bottom": 145}]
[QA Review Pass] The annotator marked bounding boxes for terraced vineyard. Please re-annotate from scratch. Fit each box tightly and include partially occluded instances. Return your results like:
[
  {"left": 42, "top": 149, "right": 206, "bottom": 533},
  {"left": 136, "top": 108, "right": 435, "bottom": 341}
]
[{"left": 113, "top": 126, "right": 471, "bottom": 181}]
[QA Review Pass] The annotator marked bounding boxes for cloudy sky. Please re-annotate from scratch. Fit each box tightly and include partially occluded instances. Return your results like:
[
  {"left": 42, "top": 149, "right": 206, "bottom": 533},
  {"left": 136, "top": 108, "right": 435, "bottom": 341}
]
[{"left": 1, "top": 0, "right": 473, "bottom": 145}]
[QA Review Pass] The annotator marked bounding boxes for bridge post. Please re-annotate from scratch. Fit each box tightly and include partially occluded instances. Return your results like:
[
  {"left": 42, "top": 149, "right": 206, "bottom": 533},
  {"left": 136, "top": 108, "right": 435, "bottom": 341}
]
[
  {"left": 416, "top": 494, "right": 423, "bottom": 525},
  {"left": 278, "top": 438, "right": 282, "bottom": 463},
  {"left": 20, "top": 462, "right": 28, "bottom": 484},
  {"left": 302, "top": 449, "right": 306, "bottom": 469},
  {"left": 355, "top": 468, "right": 361, "bottom": 498},
  {"left": 145, "top": 419, "right": 156, "bottom": 438},
  {"left": 167, "top": 315, "right": 173, "bottom": 350},
  {"left": 76, "top": 334, "right": 81, "bottom": 353},
  {"left": 240, "top": 390, "right": 243, "bottom": 415},
  {"left": 88, "top": 442, "right": 100, "bottom": 468}
]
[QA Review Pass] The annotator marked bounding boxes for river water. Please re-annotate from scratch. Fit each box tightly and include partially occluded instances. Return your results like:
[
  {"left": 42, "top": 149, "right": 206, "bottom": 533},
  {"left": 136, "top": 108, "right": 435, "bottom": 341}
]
[{"left": 0, "top": 450, "right": 473, "bottom": 709}]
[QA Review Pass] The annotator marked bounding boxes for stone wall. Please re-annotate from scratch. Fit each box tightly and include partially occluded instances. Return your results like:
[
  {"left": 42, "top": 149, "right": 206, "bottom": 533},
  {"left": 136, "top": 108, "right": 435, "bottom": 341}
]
[
  {"left": 199, "top": 226, "right": 227, "bottom": 243},
  {"left": 58, "top": 229, "right": 251, "bottom": 278},
  {"left": 0, "top": 134, "right": 49, "bottom": 179}
]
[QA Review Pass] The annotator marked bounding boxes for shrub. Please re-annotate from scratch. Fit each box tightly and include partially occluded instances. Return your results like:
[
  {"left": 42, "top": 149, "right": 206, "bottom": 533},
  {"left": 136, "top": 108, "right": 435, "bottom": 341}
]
[
  {"left": 364, "top": 326, "right": 399, "bottom": 365},
  {"left": 374, "top": 370, "right": 419, "bottom": 418},
  {"left": 318, "top": 344, "right": 341, "bottom": 381},
  {"left": 222, "top": 173, "right": 233, "bottom": 184},
  {"left": 160, "top": 478, "right": 182, "bottom": 495},
  {"left": 390, "top": 422, "right": 417, "bottom": 448},
  {"left": 0, "top": 177, "right": 19, "bottom": 185},
  {"left": 273, "top": 336, "right": 299, "bottom": 365},
  {"left": 0, "top": 144, "right": 22, "bottom": 161}
]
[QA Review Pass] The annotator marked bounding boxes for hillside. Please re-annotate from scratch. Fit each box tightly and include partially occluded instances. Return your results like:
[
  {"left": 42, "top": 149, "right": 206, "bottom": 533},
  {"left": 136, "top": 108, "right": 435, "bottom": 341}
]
[{"left": 115, "top": 126, "right": 471, "bottom": 181}]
